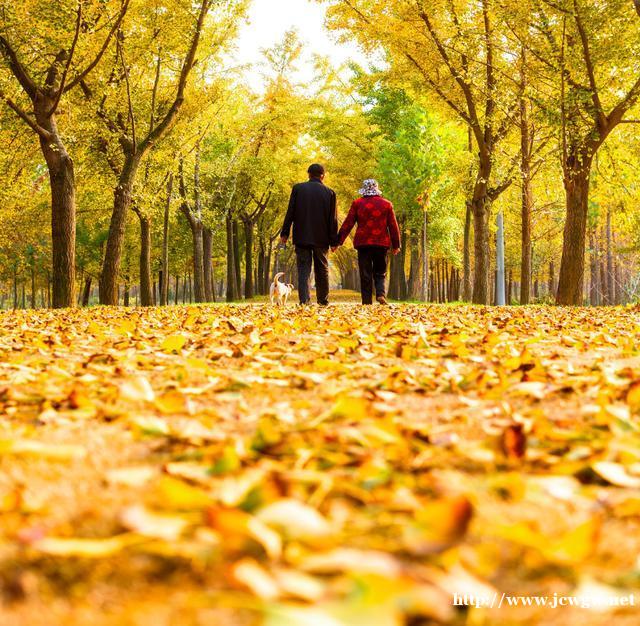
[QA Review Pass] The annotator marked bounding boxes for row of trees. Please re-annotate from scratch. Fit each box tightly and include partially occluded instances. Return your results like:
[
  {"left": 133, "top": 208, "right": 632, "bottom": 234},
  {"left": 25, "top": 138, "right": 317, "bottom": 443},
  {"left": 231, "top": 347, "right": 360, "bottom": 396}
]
[
  {"left": 323, "top": 0, "right": 640, "bottom": 304},
  {"left": 2, "top": 0, "right": 640, "bottom": 308}
]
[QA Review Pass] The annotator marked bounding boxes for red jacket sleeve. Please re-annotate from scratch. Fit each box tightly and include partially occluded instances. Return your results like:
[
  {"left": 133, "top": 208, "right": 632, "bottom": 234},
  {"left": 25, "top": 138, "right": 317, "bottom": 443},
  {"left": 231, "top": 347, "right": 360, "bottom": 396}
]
[
  {"left": 387, "top": 203, "right": 401, "bottom": 249},
  {"left": 338, "top": 201, "right": 358, "bottom": 245}
]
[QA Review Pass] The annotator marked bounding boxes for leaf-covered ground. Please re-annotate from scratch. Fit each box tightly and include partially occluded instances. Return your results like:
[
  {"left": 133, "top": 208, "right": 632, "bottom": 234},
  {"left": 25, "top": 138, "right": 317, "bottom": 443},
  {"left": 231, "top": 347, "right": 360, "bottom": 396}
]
[{"left": 2, "top": 303, "right": 640, "bottom": 626}]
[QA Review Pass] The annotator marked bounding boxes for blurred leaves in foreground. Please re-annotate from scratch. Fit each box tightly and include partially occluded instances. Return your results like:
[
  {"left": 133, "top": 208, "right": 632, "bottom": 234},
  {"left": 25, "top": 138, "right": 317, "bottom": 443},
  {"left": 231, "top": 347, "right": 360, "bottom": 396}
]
[{"left": 2, "top": 304, "right": 640, "bottom": 625}]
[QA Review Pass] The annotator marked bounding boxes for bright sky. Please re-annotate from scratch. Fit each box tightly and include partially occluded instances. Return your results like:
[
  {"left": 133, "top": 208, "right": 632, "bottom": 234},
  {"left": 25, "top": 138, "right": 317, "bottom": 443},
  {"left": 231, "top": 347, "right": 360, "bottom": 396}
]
[{"left": 232, "top": 0, "right": 369, "bottom": 90}]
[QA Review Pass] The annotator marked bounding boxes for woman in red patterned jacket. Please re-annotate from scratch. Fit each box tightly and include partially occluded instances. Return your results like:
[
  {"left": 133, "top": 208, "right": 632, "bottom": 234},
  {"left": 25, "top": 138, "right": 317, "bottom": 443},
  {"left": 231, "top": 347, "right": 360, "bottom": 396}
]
[{"left": 332, "top": 179, "right": 401, "bottom": 305}]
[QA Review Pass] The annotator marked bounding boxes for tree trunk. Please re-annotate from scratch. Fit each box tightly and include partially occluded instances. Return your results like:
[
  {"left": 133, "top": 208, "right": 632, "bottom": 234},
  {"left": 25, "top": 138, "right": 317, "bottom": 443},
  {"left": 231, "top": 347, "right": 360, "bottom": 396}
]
[
  {"left": 226, "top": 212, "right": 237, "bottom": 302},
  {"left": 264, "top": 239, "right": 273, "bottom": 293},
  {"left": 81, "top": 276, "right": 92, "bottom": 307},
  {"left": 257, "top": 237, "right": 265, "bottom": 296},
  {"left": 100, "top": 155, "right": 140, "bottom": 305},
  {"left": 556, "top": 157, "right": 592, "bottom": 305},
  {"left": 233, "top": 220, "right": 242, "bottom": 298},
  {"left": 160, "top": 173, "right": 172, "bottom": 306},
  {"left": 203, "top": 227, "right": 213, "bottom": 302},
  {"left": 606, "top": 210, "right": 613, "bottom": 304},
  {"left": 174, "top": 275, "right": 180, "bottom": 306},
  {"left": 470, "top": 154, "right": 493, "bottom": 304},
  {"left": 243, "top": 220, "right": 254, "bottom": 299},
  {"left": 422, "top": 211, "right": 429, "bottom": 302},
  {"left": 599, "top": 258, "right": 607, "bottom": 306},
  {"left": 519, "top": 129, "right": 533, "bottom": 305},
  {"left": 394, "top": 224, "right": 408, "bottom": 300},
  {"left": 408, "top": 233, "right": 421, "bottom": 299},
  {"left": 39, "top": 127, "right": 76, "bottom": 308},
  {"left": 589, "top": 230, "right": 598, "bottom": 306},
  {"left": 30, "top": 262, "right": 36, "bottom": 308},
  {"left": 137, "top": 211, "right": 153, "bottom": 306},
  {"left": 13, "top": 266, "right": 18, "bottom": 310},
  {"left": 191, "top": 222, "right": 205, "bottom": 303}
]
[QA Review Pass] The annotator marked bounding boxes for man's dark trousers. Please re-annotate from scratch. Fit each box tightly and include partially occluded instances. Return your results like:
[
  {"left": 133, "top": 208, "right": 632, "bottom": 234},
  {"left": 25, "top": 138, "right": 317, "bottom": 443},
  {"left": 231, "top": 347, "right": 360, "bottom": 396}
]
[
  {"left": 357, "top": 246, "right": 388, "bottom": 305},
  {"left": 296, "top": 246, "right": 330, "bottom": 305}
]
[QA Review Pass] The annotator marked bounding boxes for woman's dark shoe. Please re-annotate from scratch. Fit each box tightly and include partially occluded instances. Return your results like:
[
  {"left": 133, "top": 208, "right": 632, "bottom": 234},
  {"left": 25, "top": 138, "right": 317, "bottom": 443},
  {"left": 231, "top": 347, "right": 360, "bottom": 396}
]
[{"left": 376, "top": 296, "right": 389, "bottom": 305}]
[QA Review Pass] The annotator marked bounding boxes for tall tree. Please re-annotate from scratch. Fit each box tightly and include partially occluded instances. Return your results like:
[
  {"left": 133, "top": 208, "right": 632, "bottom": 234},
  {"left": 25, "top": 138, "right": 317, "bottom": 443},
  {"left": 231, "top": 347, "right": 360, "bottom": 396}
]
[
  {"left": 524, "top": 0, "right": 640, "bottom": 304},
  {"left": 96, "top": 0, "right": 219, "bottom": 305},
  {"left": 0, "top": 0, "right": 129, "bottom": 307}
]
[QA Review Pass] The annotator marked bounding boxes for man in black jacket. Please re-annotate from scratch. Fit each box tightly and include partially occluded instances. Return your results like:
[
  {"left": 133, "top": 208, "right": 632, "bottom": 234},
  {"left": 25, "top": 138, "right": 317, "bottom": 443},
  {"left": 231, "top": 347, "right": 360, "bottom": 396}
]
[{"left": 280, "top": 164, "right": 338, "bottom": 305}]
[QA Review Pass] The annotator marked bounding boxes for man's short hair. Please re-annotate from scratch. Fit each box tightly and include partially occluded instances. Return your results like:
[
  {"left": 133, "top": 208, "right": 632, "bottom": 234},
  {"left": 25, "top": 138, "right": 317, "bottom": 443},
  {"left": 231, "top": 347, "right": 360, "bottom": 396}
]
[{"left": 308, "top": 163, "right": 325, "bottom": 178}]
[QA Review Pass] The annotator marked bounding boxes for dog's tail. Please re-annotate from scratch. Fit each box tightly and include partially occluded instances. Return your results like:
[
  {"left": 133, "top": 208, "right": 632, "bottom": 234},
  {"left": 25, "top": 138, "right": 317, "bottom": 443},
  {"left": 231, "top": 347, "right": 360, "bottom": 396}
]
[{"left": 272, "top": 272, "right": 285, "bottom": 284}]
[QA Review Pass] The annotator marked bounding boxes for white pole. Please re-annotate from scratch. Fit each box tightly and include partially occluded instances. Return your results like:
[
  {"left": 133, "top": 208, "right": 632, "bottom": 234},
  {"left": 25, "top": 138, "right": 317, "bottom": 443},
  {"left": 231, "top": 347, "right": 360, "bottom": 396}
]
[{"left": 496, "top": 211, "right": 506, "bottom": 305}]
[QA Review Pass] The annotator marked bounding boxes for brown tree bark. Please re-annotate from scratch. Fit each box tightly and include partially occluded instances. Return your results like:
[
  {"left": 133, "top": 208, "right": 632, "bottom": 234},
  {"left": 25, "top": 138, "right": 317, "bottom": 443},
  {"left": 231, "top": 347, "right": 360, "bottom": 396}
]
[
  {"left": 13, "top": 267, "right": 17, "bottom": 310},
  {"left": 462, "top": 202, "right": 472, "bottom": 302},
  {"left": 471, "top": 156, "right": 492, "bottom": 304},
  {"left": 226, "top": 212, "right": 238, "bottom": 302},
  {"left": 243, "top": 220, "right": 254, "bottom": 299},
  {"left": 599, "top": 259, "right": 607, "bottom": 306},
  {"left": 40, "top": 120, "right": 77, "bottom": 308},
  {"left": 100, "top": 155, "right": 141, "bottom": 304},
  {"left": 257, "top": 236, "right": 265, "bottom": 296},
  {"left": 408, "top": 233, "right": 422, "bottom": 299},
  {"left": 589, "top": 230, "right": 598, "bottom": 306},
  {"left": 134, "top": 207, "right": 153, "bottom": 307},
  {"left": 606, "top": 210, "right": 614, "bottom": 303},
  {"left": 160, "top": 173, "right": 173, "bottom": 306},
  {"left": 81, "top": 276, "right": 92, "bottom": 307},
  {"left": 556, "top": 156, "right": 591, "bottom": 305},
  {"left": 233, "top": 220, "right": 242, "bottom": 298},
  {"left": 203, "top": 227, "right": 214, "bottom": 302}
]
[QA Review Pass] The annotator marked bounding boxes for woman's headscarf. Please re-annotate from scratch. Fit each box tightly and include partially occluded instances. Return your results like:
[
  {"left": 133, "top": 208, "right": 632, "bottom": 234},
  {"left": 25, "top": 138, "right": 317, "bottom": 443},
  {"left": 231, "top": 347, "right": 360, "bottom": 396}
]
[{"left": 359, "top": 179, "right": 382, "bottom": 197}]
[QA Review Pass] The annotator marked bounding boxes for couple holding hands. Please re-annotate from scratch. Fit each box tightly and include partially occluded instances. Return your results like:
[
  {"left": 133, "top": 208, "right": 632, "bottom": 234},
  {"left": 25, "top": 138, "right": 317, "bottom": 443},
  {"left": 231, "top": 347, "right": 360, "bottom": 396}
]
[{"left": 279, "top": 163, "right": 401, "bottom": 306}]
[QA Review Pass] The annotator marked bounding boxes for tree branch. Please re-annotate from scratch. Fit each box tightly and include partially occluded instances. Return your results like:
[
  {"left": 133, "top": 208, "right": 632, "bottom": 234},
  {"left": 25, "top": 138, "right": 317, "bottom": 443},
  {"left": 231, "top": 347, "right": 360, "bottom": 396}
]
[
  {"left": 482, "top": 0, "right": 496, "bottom": 136},
  {"left": 416, "top": 3, "right": 484, "bottom": 150},
  {"left": 48, "top": 0, "right": 83, "bottom": 116},
  {"left": 64, "top": 0, "right": 131, "bottom": 92},
  {"left": 607, "top": 74, "right": 640, "bottom": 129},
  {"left": 118, "top": 32, "right": 136, "bottom": 152},
  {"left": 149, "top": 50, "right": 162, "bottom": 136},
  {"left": 572, "top": 0, "right": 604, "bottom": 128},
  {"left": 139, "top": 0, "right": 212, "bottom": 154},
  {"left": 0, "top": 34, "right": 38, "bottom": 99},
  {"left": 404, "top": 52, "right": 470, "bottom": 124},
  {"left": 0, "top": 90, "right": 51, "bottom": 140}
]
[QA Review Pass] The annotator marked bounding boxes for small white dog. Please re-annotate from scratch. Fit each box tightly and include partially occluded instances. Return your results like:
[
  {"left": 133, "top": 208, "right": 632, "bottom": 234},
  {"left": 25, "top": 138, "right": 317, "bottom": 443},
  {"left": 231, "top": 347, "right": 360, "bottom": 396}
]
[{"left": 270, "top": 272, "right": 294, "bottom": 306}]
